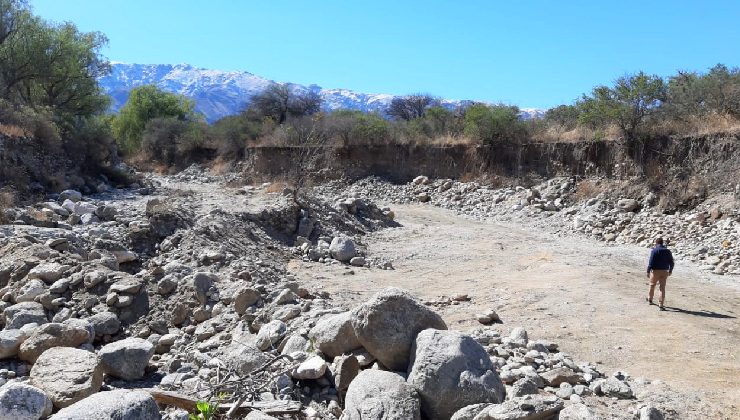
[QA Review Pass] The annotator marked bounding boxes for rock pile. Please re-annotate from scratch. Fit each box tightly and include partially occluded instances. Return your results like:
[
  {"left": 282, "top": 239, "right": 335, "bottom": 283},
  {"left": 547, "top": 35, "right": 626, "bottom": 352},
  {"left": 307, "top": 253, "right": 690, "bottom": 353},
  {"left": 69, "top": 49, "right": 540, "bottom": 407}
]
[
  {"left": 0, "top": 168, "right": 688, "bottom": 419},
  {"left": 324, "top": 176, "right": 740, "bottom": 278}
]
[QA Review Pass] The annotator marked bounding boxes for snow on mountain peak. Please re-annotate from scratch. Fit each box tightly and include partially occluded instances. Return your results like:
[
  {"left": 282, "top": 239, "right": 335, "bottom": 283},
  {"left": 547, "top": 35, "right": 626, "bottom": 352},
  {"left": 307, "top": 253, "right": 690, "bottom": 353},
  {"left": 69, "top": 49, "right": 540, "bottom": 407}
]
[{"left": 98, "top": 63, "right": 543, "bottom": 122}]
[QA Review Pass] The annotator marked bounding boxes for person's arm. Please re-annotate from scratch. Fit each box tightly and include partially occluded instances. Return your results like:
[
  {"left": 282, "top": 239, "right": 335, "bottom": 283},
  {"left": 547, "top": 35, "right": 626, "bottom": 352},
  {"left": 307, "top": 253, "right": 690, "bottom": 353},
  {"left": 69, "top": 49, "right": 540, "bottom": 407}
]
[
  {"left": 668, "top": 250, "right": 675, "bottom": 274},
  {"left": 647, "top": 249, "right": 656, "bottom": 276}
]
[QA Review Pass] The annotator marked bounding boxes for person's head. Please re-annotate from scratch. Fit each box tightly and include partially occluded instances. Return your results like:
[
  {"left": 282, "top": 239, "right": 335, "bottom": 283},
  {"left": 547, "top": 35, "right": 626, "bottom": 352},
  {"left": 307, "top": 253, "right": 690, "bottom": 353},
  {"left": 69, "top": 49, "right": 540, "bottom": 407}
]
[{"left": 655, "top": 238, "right": 664, "bottom": 246}]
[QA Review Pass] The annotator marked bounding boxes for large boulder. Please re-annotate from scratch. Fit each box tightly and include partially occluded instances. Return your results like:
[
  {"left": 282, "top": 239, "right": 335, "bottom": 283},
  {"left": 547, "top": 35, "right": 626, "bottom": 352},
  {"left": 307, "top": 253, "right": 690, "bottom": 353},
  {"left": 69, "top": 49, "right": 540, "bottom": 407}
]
[
  {"left": 0, "top": 382, "right": 53, "bottom": 420},
  {"left": 351, "top": 287, "right": 447, "bottom": 371},
  {"left": 49, "top": 389, "right": 161, "bottom": 420},
  {"left": 341, "top": 370, "right": 421, "bottom": 420},
  {"left": 233, "top": 286, "right": 261, "bottom": 314},
  {"left": 329, "top": 237, "right": 356, "bottom": 262},
  {"left": 98, "top": 338, "right": 155, "bottom": 380},
  {"left": 19, "top": 322, "right": 91, "bottom": 363},
  {"left": 407, "top": 329, "right": 505, "bottom": 420},
  {"left": 221, "top": 339, "right": 271, "bottom": 375},
  {"left": 0, "top": 329, "right": 26, "bottom": 359},
  {"left": 30, "top": 347, "right": 103, "bottom": 408},
  {"left": 470, "top": 395, "right": 563, "bottom": 420},
  {"left": 4, "top": 302, "right": 47, "bottom": 329},
  {"left": 308, "top": 311, "right": 362, "bottom": 358}
]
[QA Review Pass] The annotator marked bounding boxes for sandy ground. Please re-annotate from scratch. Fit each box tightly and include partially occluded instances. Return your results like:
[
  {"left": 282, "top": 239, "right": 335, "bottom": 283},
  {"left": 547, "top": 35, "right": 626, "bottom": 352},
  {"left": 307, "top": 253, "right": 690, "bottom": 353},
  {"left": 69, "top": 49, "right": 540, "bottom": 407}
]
[{"left": 290, "top": 204, "right": 740, "bottom": 418}]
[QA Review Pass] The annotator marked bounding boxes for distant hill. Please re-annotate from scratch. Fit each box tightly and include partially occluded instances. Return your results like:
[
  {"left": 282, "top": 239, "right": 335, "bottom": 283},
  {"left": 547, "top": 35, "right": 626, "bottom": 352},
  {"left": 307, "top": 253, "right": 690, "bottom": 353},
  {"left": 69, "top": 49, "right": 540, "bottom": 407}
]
[{"left": 99, "top": 63, "right": 545, "bottom": 122}]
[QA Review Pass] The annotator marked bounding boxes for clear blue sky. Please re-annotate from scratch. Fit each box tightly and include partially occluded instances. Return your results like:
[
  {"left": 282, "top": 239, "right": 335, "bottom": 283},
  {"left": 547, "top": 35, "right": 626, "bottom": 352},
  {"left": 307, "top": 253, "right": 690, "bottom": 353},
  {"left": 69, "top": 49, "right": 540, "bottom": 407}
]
[{"left": 32, "top": 0, "right": 740, "bottom": 109}]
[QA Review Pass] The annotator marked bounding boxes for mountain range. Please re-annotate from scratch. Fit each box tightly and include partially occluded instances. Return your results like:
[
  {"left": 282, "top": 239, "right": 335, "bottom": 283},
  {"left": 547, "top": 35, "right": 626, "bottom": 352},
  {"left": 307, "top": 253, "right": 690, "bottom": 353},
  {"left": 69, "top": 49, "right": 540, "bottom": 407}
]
[{"left": 98, "top": 63, "right": 545, "bottom": 123}]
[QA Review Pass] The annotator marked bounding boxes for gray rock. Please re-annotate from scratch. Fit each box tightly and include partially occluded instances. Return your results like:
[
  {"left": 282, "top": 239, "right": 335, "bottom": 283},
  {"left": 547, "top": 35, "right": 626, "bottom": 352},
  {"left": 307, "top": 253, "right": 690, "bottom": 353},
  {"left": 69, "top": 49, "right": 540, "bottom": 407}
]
[
  {"left": 471, "top": 395, "right": 563, "bottom": 420},
  {"left": 59, "top": 190, "right": 82, "bottom": 202},
  {"left": 450, "top": 404, "right": 493, "bottom": 420},
  {"left": 191, "top": 272, "right": 217, "bottom": 304},
  {"left": 0, "top": 382, "right": 53, "bottom": 420},
  {"left": 222, "top": 338, "right": 271, "bottom": 375},
  {"left": 19, "top": 322, "right": 90, "bottom": 363},
  {"left": 255, "top": 320, "right": 287, "bottom": 351},
  {"left": 558, "top": 403, "right": 598, "bottom": 420},
  {"left": 15, "top": 279, "right": 46, "bottom": 303},
  {"left": 350, "top": 256, "right": 366, "bottom": 267},
  {"left": 292, "top": 355, "right": 327, "bottom": 380},
  {"left": 341, "top": 370, "right": 421, "bottom": 420},
  {"left": 0, "top": 329, "right": 26, "bottom": 359},
  {"left": 330, "top": 237, "right": 356, "bottom": 262},
  {"left": 407, "top": 329, "right": 505, "bottom": 420},
  {"left": 540, "top": 367, "right": 580, "bottom": 387},
  {"left": 509, "top": 327, "right": 528, "bottom": 347},
  {"left": 4, "top": 302, "right": 47, "bottom": 329},
  {"left": 98, "top": 338, "right": 155, "bottom": 380},
  {"left": 599, "top": 377, "right": 632, "bottom": 399},
  {"left": 617, "top": 199, "right": 640, "bottom": 212},
  {"left": 509, "top": 377, "right": 540, "bottom": 398},
  {"left": 86, "top": 312, "right": 120, "bottom": 337},
  {"left": 233, "top": 286, "right": 261, "bottom": 314},
  {"left": 638, "top": 405, "right": 664, "bottom": 420},
  {"left": 280, "top": 334, "right": 310, "bottom": 355},
  {"left": 309, "top": 312, "right": 362, "bottom": 358},
  {"left": 30, "top": 347, "right": 103, "bottom": 408},
  {"left": 351, "top": 287, "right": 447, "bottom": 371},
  {"left": 245, "top": 412, "right": 279, "bottom": 420},
  {"left": 27, "top": 263, "right": 66, "bottom": 284},
  {"left": 49, "top": 389, "right": 161, "bottom": 420},
  {"left": 334, "top": 354, "right": 360, "bottom": 394}
]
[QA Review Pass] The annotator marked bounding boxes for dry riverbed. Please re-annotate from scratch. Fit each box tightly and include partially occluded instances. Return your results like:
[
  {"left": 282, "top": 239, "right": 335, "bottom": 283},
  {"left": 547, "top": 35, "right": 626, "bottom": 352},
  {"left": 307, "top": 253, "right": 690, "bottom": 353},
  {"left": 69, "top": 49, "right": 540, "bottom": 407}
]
[{"left": 291, "top": 204, "right": 740, "bottom": 419}]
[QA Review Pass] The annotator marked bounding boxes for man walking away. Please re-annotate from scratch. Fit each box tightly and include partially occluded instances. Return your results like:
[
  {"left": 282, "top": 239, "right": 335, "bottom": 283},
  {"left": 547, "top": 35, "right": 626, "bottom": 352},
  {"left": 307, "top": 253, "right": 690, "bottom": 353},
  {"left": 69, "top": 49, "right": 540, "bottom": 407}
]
[{"left": 647, "top": 238, "right": 674, "bottom": 311}]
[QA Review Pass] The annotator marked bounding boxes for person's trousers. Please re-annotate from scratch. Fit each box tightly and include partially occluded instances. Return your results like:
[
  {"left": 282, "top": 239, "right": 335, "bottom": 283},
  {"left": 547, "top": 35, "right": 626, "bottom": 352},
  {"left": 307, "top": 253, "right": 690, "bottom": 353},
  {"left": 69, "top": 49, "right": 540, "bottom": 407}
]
[{"left": 649, "top": 269, "right": 669, "bottom": 305}]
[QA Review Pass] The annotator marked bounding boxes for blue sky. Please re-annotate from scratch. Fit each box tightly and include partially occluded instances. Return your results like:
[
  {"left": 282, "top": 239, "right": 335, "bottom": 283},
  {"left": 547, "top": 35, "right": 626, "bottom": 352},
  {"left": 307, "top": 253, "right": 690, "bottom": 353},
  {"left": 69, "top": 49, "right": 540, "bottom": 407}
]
[{"left": 32, "top": 0, "right": 739, "bottom": 109}]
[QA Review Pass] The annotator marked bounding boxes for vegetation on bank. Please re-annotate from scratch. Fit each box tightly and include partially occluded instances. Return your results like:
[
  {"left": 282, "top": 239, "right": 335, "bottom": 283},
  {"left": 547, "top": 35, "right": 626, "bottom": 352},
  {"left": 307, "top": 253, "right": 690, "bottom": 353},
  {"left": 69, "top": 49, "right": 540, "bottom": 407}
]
[
  {"left": 1, "top": 0, "right": 739, "bottom": 179},
  {"left": 0, "top": 0, "right": 118, "bottom": 197},
  {"left": 121, "top": 65, "right": 739, "bottom": 168}
]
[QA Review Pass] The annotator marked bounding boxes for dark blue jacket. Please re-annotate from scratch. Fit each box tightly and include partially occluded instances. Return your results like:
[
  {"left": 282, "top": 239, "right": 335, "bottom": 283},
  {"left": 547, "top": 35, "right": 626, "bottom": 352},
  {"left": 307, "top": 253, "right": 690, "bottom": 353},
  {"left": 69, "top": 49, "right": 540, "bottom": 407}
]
[{"left": 647, "top": 245, "right": 674, "bottom": 274}]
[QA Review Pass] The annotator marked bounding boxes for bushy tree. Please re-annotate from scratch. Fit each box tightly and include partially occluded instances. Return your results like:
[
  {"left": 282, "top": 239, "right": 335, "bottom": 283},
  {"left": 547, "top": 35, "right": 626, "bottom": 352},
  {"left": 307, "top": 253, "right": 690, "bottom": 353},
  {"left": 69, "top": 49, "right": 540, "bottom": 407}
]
[
  {"left": 666, "top": 64, "right": 740, "bottom": 119},
  {"left": 463, "top": 103, "right": 526, "bottom": 143},
  {"left": 249, "top": 83, "right": 321, "bottom": 124},
  {"left": 578, "top": 72, "right": 666, "bottom": 141},
  {"left": 386, "top": 94, "right": 439, "bottom": 121},
  {"left": 140, "top": 117, "right": 205, "bottom": 165},
  {"left": 112, "top": 85, "right": 196, "bottom": 154},
  {"left": 0, "top": 0, "right": 109, "bottom": 123}
]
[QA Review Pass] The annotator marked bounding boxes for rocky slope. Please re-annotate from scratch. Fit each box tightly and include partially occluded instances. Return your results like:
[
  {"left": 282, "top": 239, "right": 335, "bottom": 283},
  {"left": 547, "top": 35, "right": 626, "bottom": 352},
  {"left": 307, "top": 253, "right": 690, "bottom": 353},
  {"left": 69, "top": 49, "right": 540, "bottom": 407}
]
[
  {"left": 99, "top": 63, "right": 545, "bottom": 122},
  {"left": 0, "top": 166, "right": 719, "bottom": 419}
]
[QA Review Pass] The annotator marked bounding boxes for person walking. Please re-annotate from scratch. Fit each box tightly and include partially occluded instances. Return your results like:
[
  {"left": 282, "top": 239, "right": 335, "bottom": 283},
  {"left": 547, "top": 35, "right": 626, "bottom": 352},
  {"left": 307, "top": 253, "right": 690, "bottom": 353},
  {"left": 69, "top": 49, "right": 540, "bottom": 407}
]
[{"left": 646, "top": 238, "right": 674, "bottom": 310}]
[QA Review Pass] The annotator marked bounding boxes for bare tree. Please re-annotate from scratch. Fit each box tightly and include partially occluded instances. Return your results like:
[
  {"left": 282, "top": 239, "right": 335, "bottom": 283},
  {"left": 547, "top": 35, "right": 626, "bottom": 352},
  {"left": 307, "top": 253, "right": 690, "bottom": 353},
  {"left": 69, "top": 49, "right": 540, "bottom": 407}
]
[{"left": 386, "top": 94, "right": 440, "bottom": 120}]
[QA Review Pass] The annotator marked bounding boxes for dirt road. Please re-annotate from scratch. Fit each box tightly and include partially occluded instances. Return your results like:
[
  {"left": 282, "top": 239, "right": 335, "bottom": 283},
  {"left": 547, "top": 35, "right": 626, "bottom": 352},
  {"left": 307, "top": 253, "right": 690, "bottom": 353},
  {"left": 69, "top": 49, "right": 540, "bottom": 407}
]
[{"left": 291, "top": 204, "right": 740, "bottom": 417}]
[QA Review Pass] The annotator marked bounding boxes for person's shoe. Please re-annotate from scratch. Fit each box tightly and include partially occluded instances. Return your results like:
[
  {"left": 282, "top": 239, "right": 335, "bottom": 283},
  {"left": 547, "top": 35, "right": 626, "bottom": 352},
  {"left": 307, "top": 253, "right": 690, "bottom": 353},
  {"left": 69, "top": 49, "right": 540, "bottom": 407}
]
[
  {"left": 646, "top": 297, "right": 653, "bottom": 305},
  {"left": 659, "top": 305, "right": 666, "bottom": 311}
]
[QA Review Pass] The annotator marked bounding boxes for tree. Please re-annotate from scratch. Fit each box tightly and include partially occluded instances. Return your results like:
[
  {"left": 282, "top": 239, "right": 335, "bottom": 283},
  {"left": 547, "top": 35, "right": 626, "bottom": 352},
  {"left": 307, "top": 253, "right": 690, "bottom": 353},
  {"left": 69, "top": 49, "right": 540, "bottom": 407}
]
[
  {"left": 0, "top": 0, "right": 110, "bottom": 122},
  {"left": 463, "top": 103, "right": 526, "bottom": 143},
  {"left": 666, "top": 64, "right": 740, "bottom": 119},
  {"left": 578, "top": 72, "right": 666, "bottom": 141},
  {"left": 386, "top": 94, "right": 439, "bottom": 121},
  {"left": 112, "top": 85, "right": 196, "bottom": 154},
  {"left": 545, "top": 104, "right": 580, "bottom": 139},
  {"left": 249, "top": 83, "right": 321, "bottom": 124}
]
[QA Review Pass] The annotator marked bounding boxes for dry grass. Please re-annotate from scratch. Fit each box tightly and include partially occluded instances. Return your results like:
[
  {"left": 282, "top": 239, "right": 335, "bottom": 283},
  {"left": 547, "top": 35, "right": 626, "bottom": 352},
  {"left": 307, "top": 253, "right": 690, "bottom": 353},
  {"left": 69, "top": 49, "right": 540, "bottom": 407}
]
[
  {"left": 654, "top": 113, "right": 740, "bottom": 138},
  {"left": 264, "top": 181, "right": 289, "bottom": 193},
  {"left": 0, "top": 123, "right": 29, "bottom": 138},
  {"left": 530, "top": 124, "right": 623, "bottom": 144},
  {"left": 572, "top": 179, "right": 605, "bottom": 201},
  {"left": 425, "top": 134, "right": 476, "bottom": 146},
  {"left": 0, "top": 189, "right": 15, "bottom": 223}
]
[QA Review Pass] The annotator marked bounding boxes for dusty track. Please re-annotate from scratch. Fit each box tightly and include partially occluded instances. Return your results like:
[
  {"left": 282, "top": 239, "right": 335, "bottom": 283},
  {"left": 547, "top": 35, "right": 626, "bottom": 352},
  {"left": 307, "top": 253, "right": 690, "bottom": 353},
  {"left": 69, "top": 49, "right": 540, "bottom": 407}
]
[{"left": 290, "top": 204, "right": 740, "bottom": 418}]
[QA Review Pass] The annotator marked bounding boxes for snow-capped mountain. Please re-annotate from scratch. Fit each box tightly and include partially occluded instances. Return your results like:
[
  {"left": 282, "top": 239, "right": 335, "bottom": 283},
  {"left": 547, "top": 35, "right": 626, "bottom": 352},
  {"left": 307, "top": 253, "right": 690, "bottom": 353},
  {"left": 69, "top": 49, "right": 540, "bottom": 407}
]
[{"left": 99, "top": 63, "right": 543, "bottom": 122}]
